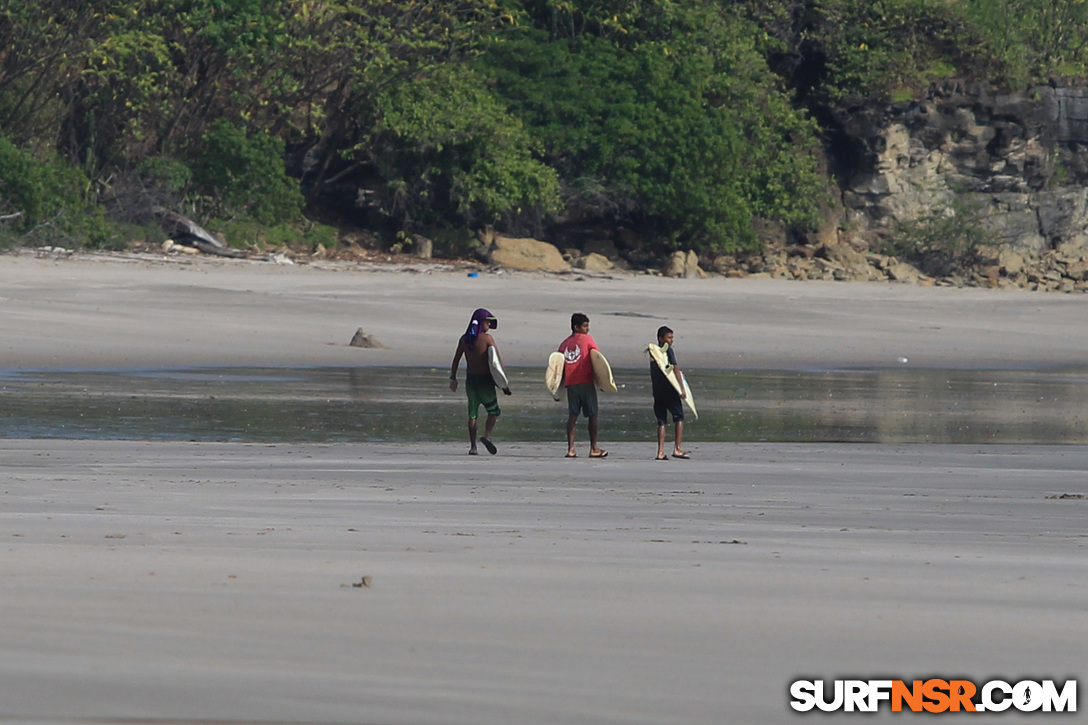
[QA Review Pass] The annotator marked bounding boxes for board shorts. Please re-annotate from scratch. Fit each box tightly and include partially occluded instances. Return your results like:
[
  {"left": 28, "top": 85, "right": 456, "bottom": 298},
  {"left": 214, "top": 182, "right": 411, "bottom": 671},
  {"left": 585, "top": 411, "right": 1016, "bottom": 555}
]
[
  {"left": 654, "top": 393, "right": 684, "bottom": 426},
  {"left": 566, "top": 383, "right": 599, "bottom": 418},
  {"left": 466, "top": 373, "right": 500, "bottom": 420}
]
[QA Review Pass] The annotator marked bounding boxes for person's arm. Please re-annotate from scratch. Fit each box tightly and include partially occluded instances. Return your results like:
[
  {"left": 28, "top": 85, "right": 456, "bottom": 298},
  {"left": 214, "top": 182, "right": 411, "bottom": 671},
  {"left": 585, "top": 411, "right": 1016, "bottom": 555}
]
[{"left": 449, "top": 340, "right": 464, "bottom": 392}]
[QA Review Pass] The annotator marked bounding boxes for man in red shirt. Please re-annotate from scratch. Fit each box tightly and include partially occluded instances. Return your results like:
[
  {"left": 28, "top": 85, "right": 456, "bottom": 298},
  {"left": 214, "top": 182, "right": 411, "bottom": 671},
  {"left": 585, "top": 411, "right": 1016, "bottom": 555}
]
[{"left": 558, "top": 312, "right": 607, "bottom": 458}]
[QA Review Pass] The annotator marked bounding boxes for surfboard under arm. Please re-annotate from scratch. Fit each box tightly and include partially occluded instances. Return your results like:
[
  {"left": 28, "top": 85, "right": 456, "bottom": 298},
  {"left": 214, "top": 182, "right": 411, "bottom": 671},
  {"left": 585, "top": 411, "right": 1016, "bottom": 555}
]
[
  {"left": 590, "top": 349, "right": 617, "bottom": 393},
  {"left": 488, "top": 346, "right": 509, "bottom": 388},
  {"left": 648, "top": 342, "right": 696, "bottom": 418},
  {"left": 545, "top": 351, "right": 565, "bottom": 399}
]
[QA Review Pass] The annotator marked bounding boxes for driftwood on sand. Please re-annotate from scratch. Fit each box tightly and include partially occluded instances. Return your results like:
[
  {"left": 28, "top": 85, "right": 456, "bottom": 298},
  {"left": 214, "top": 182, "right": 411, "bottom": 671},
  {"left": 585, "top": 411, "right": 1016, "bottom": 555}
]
[{"left": 152, "top": 207, "right": 246, "bottom": 258}]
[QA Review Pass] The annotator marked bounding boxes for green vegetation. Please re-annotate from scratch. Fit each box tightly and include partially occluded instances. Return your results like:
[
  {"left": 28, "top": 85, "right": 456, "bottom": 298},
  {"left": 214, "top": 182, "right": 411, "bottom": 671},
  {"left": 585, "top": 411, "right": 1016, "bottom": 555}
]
[
  {"left": 0, "top": 134, "right": 112, "bottom": 248},
  {"left": 365, "top": 65, "right": 561, "bottom": 230},
  {"left": 477, "top": 8, "right": 824, "bottom": 251},
  {"left": 0, "top": 0, "right": 1086, "bottom": 257},
  {"left": 876, "top": 196, "right": 989, "bottom": 278},
  {"left": 186, "top": 120, "right": 304, "bottom": 226}
]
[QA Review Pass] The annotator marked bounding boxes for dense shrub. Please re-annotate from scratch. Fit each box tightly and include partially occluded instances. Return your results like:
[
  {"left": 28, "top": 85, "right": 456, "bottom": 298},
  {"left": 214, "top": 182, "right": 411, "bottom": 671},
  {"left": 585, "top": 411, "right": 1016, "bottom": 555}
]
[
  {"left": 479, "top": 4, "right": 824, "bottom": 252},
  {"left": 0, "top": 134, "right": 114, "bottom": 248},
  {"left": 186, "top": 120, "right": 303, "bottom": 225},
  {"left": 365, "top": 65, "right": 561, "bottom": 232},
  {"left": 739, "top": 0, "right": 1088, "bottom": 108},
  {"left": 0, "top": 135, "right": 44, "bottom": 228}
]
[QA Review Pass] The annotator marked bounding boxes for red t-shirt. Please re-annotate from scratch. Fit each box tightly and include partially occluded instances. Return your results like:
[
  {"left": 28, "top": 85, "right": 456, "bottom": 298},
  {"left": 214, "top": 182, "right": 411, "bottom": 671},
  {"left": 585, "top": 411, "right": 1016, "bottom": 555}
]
[{"left": 558, "top": 332, "right": 599, "bottom": 386}]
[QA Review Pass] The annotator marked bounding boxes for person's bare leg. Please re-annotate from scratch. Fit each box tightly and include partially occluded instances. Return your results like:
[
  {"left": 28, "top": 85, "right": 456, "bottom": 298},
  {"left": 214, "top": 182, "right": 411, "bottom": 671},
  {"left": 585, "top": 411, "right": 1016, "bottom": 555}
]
[
  {"left": 673, "top": 420, "right": 685, "bottom": 456},
  {"left": 588, "top": 415, "right": 605, "bottom": 457},
  {"left": 656, "top": 423, "right": 667, "bottom": 459},
  {"left": 467, "top": 418, "right": 478, "bottom": 454},
  {"left": 566, "top": 414, "right": 578, "bottom": 456},
  {"left": 480, "top": 414, "right": 498, "bottom": 454}
]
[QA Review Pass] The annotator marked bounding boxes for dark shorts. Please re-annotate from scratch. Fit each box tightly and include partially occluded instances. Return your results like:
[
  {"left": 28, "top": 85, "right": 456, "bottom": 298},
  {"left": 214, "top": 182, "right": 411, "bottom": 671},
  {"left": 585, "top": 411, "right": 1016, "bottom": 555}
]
[
  {"left": 654, "top": 394, "right": 684, "bottom": 426},
  {"left": 466, "top": 373, "right": 500, "bottom": 420},
  {"left": 566, "top": 383, "right": 599, "bottom": 418}
]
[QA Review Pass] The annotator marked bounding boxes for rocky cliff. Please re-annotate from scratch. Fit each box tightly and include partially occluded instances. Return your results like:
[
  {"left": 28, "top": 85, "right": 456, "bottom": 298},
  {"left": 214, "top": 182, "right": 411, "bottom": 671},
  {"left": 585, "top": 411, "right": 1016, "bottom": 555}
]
[{"left": 832, "top": 81, "right": 1088, "bottom": 291}]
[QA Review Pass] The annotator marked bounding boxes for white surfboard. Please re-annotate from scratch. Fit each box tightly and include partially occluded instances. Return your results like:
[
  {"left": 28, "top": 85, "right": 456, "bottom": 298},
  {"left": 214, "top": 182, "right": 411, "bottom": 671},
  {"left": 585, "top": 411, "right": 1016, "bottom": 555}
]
[
  {"left": 647, "top": 342, "right": 698, "bottom": 419},
  {"left": 488, "top": 346, "right": 509, "bottom": 389},
  {"left": 545, "top": 351, "right": 565, "bottom": 400}
]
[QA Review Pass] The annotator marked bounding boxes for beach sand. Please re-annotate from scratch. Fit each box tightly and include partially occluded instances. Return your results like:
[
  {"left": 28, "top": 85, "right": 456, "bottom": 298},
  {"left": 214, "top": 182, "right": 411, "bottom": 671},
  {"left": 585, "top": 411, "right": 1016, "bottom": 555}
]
[
  {"left": 1, "top": 251, "right": 1085, "bottom": 724},
  {"left": 4, "top": 250, "right": 1088, "bottom": 371}
]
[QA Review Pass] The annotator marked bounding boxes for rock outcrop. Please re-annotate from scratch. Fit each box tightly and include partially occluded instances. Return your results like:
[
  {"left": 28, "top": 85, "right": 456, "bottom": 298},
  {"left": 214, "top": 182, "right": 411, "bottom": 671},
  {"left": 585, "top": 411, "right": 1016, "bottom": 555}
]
[
  {"left": 707, "top": 237, "right": 1088, "bottom": 292},
  {"left": 574, "top": 252, "right": 614, "bottom": 272},
  {"left": 662, "top": 250, "right": 704, "bottom": 278},
  {"left": 487, "top": 234, "right": 570, "bottom": 272},
  {"left": 839, "top": 82, "right": 1088, "bottom": 262}
]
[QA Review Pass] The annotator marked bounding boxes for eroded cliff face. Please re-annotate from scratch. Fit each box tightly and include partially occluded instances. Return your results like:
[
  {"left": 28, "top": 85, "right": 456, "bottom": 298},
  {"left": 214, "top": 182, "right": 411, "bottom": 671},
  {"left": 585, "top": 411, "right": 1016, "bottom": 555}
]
[
  {"left": 840, "top": 81, "right": 1088, "bottom": 255},
  {"left": 704, "top": 83, "right": 1088, "bottom": 289}
]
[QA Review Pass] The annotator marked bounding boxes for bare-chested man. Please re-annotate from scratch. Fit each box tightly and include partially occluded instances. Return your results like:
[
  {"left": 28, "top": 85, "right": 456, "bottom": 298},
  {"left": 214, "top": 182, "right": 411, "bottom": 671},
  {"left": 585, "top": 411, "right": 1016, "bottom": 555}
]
[{"left": 449, "top": 308, "right": 511, "bottom": 455}]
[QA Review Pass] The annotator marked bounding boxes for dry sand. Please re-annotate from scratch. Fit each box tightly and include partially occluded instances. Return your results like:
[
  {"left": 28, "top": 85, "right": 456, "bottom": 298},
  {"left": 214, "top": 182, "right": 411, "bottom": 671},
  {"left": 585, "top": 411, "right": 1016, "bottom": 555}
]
[
  {"left": 1, "top": 250, "right": 1086, "bottom": 724},
  {"left": 3, "top": 249, "right": 1088, "bottom": 371}
]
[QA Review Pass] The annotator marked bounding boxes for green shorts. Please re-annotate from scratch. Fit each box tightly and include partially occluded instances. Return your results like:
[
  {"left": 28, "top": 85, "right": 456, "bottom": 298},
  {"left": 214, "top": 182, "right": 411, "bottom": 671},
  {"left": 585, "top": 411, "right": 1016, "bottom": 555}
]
[
  {"left": 466, "top": 373, "right": 500, "bottom": 420},
  {"left": 566, "top": 383, "right": 599, "bottom": 418}
]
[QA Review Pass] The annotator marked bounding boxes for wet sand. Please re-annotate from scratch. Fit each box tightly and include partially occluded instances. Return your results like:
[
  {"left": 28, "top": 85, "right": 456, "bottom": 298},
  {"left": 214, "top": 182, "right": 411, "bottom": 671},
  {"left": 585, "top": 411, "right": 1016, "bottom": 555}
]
[{"left": 1, "top": 251, "right": 1086, "bottom": 724}]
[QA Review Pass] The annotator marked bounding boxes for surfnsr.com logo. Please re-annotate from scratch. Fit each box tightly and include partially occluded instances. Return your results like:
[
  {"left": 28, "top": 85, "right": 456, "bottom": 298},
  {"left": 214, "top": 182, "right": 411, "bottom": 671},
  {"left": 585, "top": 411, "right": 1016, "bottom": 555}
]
[{"left": 790, "top": 679, "right": 1077, "bottom": 713}]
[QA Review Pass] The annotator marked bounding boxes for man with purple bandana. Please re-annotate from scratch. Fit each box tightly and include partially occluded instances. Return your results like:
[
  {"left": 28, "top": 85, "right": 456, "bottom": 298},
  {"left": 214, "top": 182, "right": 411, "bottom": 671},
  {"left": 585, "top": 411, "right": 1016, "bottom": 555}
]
[{"left": 449, "top": 308, "right": 511, "bottom": 455}]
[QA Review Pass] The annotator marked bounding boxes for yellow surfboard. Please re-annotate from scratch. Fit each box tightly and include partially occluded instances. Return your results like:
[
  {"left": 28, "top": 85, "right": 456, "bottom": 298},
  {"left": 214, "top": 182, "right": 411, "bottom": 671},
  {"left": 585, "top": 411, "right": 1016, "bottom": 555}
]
[
  {"left": 647, "top": 343, "right": 698, "bottom": 419},
  {"left": 590, "top": 349, "right": 618, "bottom": 393}
]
